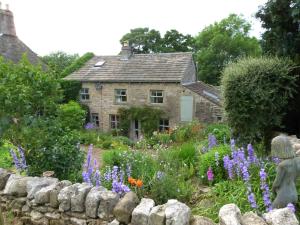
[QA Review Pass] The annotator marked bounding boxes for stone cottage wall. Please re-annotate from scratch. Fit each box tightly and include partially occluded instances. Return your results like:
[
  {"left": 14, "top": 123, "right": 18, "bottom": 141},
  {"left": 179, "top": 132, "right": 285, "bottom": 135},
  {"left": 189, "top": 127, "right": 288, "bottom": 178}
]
[{"left": 81, "top": 82, "right": 222, "bottom": 133}]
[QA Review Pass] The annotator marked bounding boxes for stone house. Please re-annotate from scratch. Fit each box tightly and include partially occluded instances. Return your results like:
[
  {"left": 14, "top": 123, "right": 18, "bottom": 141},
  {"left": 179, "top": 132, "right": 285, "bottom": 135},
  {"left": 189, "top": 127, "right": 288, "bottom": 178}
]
[
  {"left": 65, "top": 43, "right": 222, "bottom": 139},
  {"left": 0, "top": 5, "right": 43, "bottom": 65}
]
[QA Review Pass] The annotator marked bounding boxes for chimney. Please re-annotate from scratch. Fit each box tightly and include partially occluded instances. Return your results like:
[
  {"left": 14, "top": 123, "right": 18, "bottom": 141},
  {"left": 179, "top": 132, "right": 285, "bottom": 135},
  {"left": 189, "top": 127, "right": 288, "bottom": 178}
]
[
  {"left": 0, "top": 3, "right": 16, "bottom": 36},
  {"left": 120, "top": 41, "right": 132, "bottom": 60}
]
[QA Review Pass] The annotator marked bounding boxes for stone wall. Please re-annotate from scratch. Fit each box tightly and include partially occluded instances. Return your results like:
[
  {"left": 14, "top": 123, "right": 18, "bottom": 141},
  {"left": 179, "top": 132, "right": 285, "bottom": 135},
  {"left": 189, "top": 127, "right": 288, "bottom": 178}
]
[
  {"left": 0, "top": 169, "right": 298, "bottom": 225},
  {"left": 81, "top": 82, "right": 222, "bottom": 133}
]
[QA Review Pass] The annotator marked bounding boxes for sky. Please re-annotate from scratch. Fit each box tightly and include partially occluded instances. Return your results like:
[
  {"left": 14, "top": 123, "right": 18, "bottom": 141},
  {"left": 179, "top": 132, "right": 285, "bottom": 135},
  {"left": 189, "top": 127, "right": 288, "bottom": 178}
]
[{"left": 3, "top": 0, "right": 267, "bottom": 56}]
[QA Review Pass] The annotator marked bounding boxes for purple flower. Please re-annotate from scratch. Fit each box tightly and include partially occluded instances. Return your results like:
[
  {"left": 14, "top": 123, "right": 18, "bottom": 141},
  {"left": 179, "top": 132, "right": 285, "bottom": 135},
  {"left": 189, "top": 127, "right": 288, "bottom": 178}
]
[
  {"left": 156, "top": 171, "right": 165, "bottom": 180},
  {"left": 10, "top": 147, "right": 27, "bottom": 172},
  {"left": 94, "top": 170, "right": 101, "bottom": 187},
  {"left": 17, "top": 146, "right": 27, "bottom": 170},
  {"left": 259, "top": 168, "right": 272, "bottom": 212},
  {"left": 248, "top": 192, "right": 257, "bottom": 209},
  {"left": 126, "top": 164, "right": 132, "bottom": 178},
  {"left": 104, "top": 168, "right": 112, "bottom": 182},
  {"left": 272, "top": 157, "right": 281, "bottom": 165},
  {"left": 287, "top": 203, "right": 296, "bottom": 213},
  {"left": 241, "top": 164, "right": 250, "bottom": 182},
  {"left": 207, "top": 167, "right": 214, "bottom": 181},
  {"left": 85, "top": 122, "right": 94, "bottom": 130},
  {"left": 10, "top": 149, "right": 21, "bottom": 170},
  {"left": 223, "top": 155, "right": 234, "bottom": 179},
  {"left": 208, "top": 134, "right": 217, "bottom": 149},
  {"left": 247, "top": 144, "right": 257, "bottom": 164},
  {"left": 230, "top": 139, "right": 235, "bottom": 151}
]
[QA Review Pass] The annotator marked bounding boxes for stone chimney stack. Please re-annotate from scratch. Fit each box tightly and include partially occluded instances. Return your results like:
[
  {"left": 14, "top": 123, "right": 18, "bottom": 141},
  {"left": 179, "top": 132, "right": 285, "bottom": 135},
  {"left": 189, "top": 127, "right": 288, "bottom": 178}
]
[
  {"left": 120, "top": 41, "right": 132, "bottom": 60},
  {"left": 0, "top": 3, "right": 17, "bottom": 36}
]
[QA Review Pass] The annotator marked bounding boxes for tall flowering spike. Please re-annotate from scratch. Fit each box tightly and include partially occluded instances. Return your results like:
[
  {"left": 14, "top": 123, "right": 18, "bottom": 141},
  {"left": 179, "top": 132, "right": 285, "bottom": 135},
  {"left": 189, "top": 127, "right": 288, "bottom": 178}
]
[
  {"left": 223, "top": 155, "right": 234, "bottom": 179},
  {"left": 260, "top": 168, "right": 272, "bottom": 212},
  {"left": 10, "top": 149, "right": 21, "bottom": 170},
  {"left": 17, "top": 146, "right": 27, "bottom": 170},
  {"left": 241, "top": 165, "right": 250, "bottom": 182},
  {"left": 94, "top": 170, "right": 101, "bottom": 187},
  {"left": 230, "top": 139, "right": 235, "bottom": 151},
  {"left": 208, "top": 134, "right": 217, "bottom": 149},
  {"left": 247, "top": 144, "right": 257, "bottom": 164},
  {"left": 207, "top": 167, "right": 214, "bottom": 182},
  {"left": 126, "top": 164, "right": 132, "bottom": 178},
  {"left": 248, "top": 192, "right": 257, "bottom": 209}
]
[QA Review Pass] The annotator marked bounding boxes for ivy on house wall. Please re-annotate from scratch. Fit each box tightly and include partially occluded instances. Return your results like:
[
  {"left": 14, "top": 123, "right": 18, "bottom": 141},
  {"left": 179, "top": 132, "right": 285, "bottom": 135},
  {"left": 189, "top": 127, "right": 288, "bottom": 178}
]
[{"left": 118, "top": 106, "right": 164, "bottom": 137}]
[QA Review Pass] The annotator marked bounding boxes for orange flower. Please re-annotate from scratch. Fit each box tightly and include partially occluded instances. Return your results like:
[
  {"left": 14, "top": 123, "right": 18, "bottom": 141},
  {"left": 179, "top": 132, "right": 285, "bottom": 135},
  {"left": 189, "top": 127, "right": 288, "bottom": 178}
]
[
  {"left": 128, "top": 177, "right": 136, "bottom": 186},
  {"left": 136, "top": 179, "right": 143, "bottom": 188}
]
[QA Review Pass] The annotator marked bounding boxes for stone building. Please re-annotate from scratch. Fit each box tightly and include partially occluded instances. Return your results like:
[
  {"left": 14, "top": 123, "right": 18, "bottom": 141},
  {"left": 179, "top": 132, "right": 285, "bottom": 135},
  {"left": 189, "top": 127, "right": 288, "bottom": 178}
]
[
  {"left": 0, "top": 4, "right": 42, "bottom": 65},
  {"left": 65, "top": 43, "right": 222, "bottom": 139}
]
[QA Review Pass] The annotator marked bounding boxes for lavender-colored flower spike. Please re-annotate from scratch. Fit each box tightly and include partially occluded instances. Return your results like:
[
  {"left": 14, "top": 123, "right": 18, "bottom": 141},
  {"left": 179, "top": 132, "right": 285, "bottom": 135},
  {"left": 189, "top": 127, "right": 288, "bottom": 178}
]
[
  {"left": 208, "top": 134, "right": 217, "bottom": 149},
  {"left": 287, "top": 203, "right": 296, "bottom": 213},
  {"left": 10, "top": 149, "right": 21, "bottom": 170},
  {"left": 248, "top": 192, "right": 257, "bottom": 209}
]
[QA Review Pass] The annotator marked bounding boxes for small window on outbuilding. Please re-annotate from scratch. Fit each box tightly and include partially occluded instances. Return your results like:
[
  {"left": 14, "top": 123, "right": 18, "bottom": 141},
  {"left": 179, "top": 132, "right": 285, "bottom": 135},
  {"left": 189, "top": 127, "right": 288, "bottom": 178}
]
[
  {"left": 159, "top": 119, "right": 169, "bottom": 132},
  {"left": 91, "top": 113, "right": 100, "bottom": 127},
  {"left": 80, "top": 88, "right": 90, "bottom": 100},
  {"left": 94, "top": 60, "right": 105, "bottom": 67}
]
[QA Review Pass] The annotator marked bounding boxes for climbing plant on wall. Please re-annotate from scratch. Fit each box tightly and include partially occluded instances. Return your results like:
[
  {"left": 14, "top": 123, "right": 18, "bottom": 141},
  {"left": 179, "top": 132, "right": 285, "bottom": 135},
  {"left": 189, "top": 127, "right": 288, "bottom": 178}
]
[{"left": 118, "top": 106, "right": 164, "bottom": 137}]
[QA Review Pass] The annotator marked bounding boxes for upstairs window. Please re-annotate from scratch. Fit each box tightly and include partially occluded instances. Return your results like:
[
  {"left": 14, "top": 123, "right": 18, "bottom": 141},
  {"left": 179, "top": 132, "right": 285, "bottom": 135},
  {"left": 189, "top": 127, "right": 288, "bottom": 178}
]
[
  {"left": 110, "top": 114, "right": 120, "bottom": 129},
  {"left": 91, "top": 113, "right": 99, "bottom": 127},
  {"left": 150, "top": 90, "right": 163, "bottom": 103},
  {"left": 115, "top": 89, "right": 127, "bottom": 103},
  {"left": 80, "top": 88, "right": 90, "bottom": 100},
  {"left": 159, "top": 119, "right": 169, "bottom": 132}
]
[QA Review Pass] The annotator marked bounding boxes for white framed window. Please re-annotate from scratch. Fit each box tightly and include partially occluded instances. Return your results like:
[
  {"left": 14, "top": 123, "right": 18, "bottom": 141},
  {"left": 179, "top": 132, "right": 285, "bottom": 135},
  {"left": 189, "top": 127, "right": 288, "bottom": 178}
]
[
  {"left": 159, "top": 119, "right": 169, "bottom": 132},
  {"left": 115, "top": 89, "right": 127, "bottom": 103},
  {"left": 110, "top": 114, "right": 120, "bottom": 129},
  {"left": 150, "top": 90, "right": 163, "bottom": 103},
  {"left": 80, "top": 88, "right": 90, "bottom": 100},
  {"left": 91, "top": 113, "right": 99, "bottom": 127}
]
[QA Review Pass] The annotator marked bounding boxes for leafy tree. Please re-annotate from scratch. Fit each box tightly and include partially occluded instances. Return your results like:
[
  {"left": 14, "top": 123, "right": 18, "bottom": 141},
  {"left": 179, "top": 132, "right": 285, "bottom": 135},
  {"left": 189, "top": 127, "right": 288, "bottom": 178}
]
[
  {"left": 0, "top": 56, "right": 62, "bottom": 131},
  {"left": 161, "top": 29, "right": 195, "bottom": 52},
  {"left": 222, "top": 57, "right": 298, "bottom": 148},
  {"left": 120, "top": 27, "right": 194, "bottom": 53},
  {"left": 256, "top": 0, "right": 300, "bottom": 62},
  {"left": 195, "top": 14, "right": 262, "bottom": 85},
  {"left": 120, "top": 28, "right": 162, "bottom": 53},
  {"left": 42, "top": 51, "right": 79, "bottom": 78}
]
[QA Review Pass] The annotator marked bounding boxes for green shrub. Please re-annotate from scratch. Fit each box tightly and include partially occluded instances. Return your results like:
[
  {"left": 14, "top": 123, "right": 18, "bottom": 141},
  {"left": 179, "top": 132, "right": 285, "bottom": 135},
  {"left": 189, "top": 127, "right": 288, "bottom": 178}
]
[
  {"left": 149, "top": 170, "right": 193, "bottom": 204},
  {"left": 57, "top": 101, "right": 86, "bottom": 130},
  {"left": 112, "top": 136, "right": 134, "bottom": 146},
  {"left": 222, "top": 57, "right": 298, "bottom": 146},
  {"left": 171, "top": 121, "right": 203, "bottom": 143},
  {"left": 0, "top": 141, "right": 13, "bottom": 169},
  {"left": 19, "top": 118, "right": 84, "bottom": 181},
  {"left": 204, "top": 123, "right": 231, "bottom": 144},
  {"left": 198, "top": 144, "right": 231, "bottom": 184},
  {"left": 102, "top": 140, "right": 112, "bottom": 149}
]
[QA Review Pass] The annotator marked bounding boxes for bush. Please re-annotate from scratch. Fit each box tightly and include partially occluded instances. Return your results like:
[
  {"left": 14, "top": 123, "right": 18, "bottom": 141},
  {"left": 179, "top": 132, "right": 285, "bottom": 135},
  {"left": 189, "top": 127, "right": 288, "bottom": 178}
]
[
  {"left": 198, "top": 145, "right": 231, "bottom": 184},
  {"left": 204, "top": 123, "right": 231, "bottom": 144},
  {"left": 19, "top": 118, "right": 84, "bottom": 181},
  {"left": 222, "top": 57, "right": 298, "bottom": 145},
  {"left": 171, "top": 121, "right": 203, "bottom": 143},
  {"left": 0, "top": 141, "right": 13, "bottom": 169},
  {"left": 57, "top": 101, "right": 86, "bottom": 130}
]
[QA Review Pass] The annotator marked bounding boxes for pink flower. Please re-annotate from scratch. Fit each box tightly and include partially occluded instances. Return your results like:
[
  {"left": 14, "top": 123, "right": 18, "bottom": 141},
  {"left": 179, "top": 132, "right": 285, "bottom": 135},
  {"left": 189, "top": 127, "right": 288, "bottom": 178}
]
[{"left": 207, "top": 166, "right": 214, "bottom": 181}]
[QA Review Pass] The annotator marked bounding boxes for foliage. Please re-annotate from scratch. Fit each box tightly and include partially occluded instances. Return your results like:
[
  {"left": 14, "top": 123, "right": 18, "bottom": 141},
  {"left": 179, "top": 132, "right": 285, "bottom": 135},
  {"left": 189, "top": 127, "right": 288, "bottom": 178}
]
[
  {"left": 149, "top": 170, "right": 193, "bottom": 204},
  {"left": 198, "top": 145, "right": 231, "bottom": 184},
  {"left": 222, "top": 57, "right": 298, "bottom": 145},
  {"left": 17, "top": 118, "right": 84, "bottom": 181},
  {"left": 256, "top": 0, "right": 300, "bottom": 62},
  {"left": 203, "top": 123, "right": 231, "bottom": 144},
  {"left": 194, "top": 14, "right": 262, "bottom": 85},
  {"left": 0, "top": 141, "right": 13, "bottom": 169},
  {"left": 57, "top": 101, "right": 86, "bottom": 130},
  {"left": 120, "top": 27, "right": 195, "bottom": 53},
  {"left": 59, "top": 80, "right": 82, "bottom": 103},
  {"left": 118, "top": 106, "right": 164, "bottom": 137},
  {"left": 170, "top": 121, "right": 203, "bottom": 143},
  {"left": 42, "top": 51, "right": 79, "bottom": 77},
  {"left": 60, "top": 52, "right": 94, "bottom": 78},
  {"left": 0, "top": 56, "right": 62, "bottom": 136}
]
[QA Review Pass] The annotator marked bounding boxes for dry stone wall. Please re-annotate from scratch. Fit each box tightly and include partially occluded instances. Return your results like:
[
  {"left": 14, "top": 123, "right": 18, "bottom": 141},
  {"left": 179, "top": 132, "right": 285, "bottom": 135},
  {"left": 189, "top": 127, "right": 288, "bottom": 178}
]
[{"left": 0, "top": 168, "right": 298, "bottom": 225}]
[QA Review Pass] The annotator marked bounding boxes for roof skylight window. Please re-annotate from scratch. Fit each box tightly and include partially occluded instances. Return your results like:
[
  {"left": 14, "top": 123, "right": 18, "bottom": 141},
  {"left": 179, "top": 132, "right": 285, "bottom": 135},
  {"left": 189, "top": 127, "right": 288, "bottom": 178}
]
[{"left": 94, "top": 60, "right": 105, "bottom": 67}]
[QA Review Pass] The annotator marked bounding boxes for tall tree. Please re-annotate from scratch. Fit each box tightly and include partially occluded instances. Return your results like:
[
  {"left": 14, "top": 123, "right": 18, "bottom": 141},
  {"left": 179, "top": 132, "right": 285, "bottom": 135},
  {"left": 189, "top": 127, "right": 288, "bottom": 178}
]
[
  {"left": 161, "top": 29, "right": 195, "bottom": 52},
  {"left": 256, "top": 0, "right": 300, "bottom": 62},
  {"left": 120, "top": 28, "right": 162, "bottom": 53},
  {"left": 194, "top": 14, "right": 262, "bottom": 85},
  {"left": 42, "top": 51, "right": 79, "bottom": 78}
]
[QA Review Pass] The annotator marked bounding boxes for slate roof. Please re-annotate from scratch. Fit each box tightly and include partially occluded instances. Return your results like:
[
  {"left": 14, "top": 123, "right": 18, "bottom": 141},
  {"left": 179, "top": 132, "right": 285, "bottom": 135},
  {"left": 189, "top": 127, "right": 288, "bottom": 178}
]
[
  {"left": 183, "top": 81, "right": 222, "bottom": 106},
  {"left": 64, "top": 52, "right": 194, "bottom": 83},
  {"left": 0, "top": 34, "right": 43, "bottom": 65}
]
